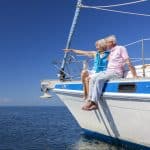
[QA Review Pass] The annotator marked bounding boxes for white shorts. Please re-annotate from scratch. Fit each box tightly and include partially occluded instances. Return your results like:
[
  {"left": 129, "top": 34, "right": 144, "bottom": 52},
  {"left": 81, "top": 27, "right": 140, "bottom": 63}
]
[{"left": 88, "top": 70, "right": 100, "bottom": 79}]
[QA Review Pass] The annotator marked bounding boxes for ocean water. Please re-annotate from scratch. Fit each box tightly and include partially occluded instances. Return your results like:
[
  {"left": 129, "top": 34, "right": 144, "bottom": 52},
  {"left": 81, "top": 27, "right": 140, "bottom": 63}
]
[{"left": 0, "top": 106, "right": 125, "bottom": 150}]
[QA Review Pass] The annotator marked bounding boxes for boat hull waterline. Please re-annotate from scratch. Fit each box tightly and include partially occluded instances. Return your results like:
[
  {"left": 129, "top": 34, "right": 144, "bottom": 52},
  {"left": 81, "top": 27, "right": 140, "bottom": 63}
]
[{"left": 52, "top": 79, "right": 150, "bottom": 149}]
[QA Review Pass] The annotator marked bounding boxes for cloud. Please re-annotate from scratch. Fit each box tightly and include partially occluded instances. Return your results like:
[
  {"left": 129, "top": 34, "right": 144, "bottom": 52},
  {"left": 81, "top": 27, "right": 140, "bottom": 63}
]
[{"left": 0, "top": 97, "right": 13, "bottom": 105}]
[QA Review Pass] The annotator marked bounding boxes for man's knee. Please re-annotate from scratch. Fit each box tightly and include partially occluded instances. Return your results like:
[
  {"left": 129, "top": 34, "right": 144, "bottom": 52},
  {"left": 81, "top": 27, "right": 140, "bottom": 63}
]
[{"left": 96, "top": 77, "right": 105, "bottom": 84}]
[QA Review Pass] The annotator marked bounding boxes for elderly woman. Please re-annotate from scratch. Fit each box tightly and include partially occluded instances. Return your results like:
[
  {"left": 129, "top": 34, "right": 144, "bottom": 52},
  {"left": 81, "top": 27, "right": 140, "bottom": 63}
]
[
  {"left": 82, "top": 35, "right": 137, "bottom": 110},
  {"left": 64, "top": 39, "right": 109, "bottom": 100}
]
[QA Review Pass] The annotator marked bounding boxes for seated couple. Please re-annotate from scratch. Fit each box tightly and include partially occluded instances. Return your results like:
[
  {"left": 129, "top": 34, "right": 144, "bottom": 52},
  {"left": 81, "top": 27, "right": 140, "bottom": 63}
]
[{"left": 65, "top": 35, "right": 138, "bottom": 111}]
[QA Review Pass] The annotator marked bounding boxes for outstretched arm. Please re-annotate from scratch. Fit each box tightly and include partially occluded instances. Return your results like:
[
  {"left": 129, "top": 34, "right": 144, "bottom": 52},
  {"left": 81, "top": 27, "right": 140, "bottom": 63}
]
[{"left": 64, "top": 49, "right": 96, "bottom": 57}]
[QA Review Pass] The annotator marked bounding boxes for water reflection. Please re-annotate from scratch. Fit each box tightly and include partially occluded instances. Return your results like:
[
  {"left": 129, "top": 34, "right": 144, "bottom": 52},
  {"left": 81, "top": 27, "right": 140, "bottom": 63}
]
[{"left": 71, "top": 134, "right": 125, "bottom": 150}]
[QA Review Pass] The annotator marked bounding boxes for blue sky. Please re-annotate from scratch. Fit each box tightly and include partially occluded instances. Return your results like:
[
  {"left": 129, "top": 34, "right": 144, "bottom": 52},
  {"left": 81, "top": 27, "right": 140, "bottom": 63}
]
[{"left": 0, "top": 0, "right": 149, "bottom": 106}]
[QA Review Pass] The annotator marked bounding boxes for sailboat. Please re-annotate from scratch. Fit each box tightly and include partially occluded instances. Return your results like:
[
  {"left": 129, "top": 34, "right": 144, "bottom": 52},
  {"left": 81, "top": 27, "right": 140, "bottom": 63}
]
[{"left": 40, "top": 0, "right": 150, "bottom": 149}]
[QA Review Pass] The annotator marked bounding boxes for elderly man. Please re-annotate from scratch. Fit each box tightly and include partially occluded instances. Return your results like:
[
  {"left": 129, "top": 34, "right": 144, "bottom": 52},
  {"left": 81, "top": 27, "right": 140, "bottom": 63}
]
[
  {"left": 82, "top": 35, "right": 137, "bottom": 110},
  {"left": 64, "top": 39, "right": 109, "bottom": 100}
]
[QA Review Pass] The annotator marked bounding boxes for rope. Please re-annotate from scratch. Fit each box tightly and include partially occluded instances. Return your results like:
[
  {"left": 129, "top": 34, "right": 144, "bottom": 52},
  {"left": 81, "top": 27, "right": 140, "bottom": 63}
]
[
  {"left": 89, "top": 0, "right": 148, "bottom": 8},
  {"left": 81, "top": 4, "right": 150, "bottom": 17}
]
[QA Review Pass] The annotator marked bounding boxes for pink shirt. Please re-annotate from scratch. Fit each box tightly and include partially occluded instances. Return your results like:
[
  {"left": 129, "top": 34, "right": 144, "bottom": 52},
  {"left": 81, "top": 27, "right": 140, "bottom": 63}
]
[{"left": 107, "top": 45, "right": 129, "bottom": 76}]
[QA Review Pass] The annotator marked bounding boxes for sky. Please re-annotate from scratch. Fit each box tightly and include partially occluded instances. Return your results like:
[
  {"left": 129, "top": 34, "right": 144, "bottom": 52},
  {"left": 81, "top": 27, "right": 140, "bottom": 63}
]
[{"left": 0, "top": 0, "right": 150, "bottom": 106}]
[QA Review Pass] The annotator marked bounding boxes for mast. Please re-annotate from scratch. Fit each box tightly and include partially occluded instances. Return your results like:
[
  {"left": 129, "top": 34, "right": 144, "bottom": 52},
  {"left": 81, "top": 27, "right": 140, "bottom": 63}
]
[
  {"left": 141, "top": 39, "right": 145, "bottom": 77},
  {"left": 59, "top": 0, "right": 82, "bottom": 81}
]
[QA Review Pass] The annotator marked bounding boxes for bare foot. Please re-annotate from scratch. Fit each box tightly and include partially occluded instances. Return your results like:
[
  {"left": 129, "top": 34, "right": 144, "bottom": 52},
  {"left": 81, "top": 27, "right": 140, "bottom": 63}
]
[
  {"left": 82, "top": 101, "right": 92, "bottom": 110},
  {"left": 87, "top": 104, "right": 98, "bottom": 111},
  {"left": 82, "top": 101, "right": 98, "bottom": 111}
]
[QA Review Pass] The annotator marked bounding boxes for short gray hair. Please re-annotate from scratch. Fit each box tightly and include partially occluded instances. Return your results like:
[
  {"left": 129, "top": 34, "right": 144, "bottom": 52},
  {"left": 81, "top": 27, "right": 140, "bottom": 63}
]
[
  {"left": 95, "top": 39, "right": 107, "bottom": 49},
  {"left": 105, "top": 35, "right": 117, "bottom": 44}
]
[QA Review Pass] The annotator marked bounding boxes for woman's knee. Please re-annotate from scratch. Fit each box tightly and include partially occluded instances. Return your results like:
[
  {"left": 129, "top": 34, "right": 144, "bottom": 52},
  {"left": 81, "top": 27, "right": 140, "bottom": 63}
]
[
  {"left": 85, "top": 77, "right": 90, "bottom": 83},
  {"left": 81, "top": 70, "right": 89, "bottom": 77}
]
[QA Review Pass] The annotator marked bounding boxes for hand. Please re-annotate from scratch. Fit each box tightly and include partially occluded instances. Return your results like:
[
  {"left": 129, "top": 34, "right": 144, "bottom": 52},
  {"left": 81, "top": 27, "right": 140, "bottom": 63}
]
[
  {"left": 134, "top": 75, "right": 142, "bottom": 79},
  {"left": 63, "top": 49, "right": 73, "bottom": 53}
]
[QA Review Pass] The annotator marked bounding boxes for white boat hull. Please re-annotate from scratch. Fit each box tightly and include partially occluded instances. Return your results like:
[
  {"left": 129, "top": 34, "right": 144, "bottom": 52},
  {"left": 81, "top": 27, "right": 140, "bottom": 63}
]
[
  {"left": 40, "top": 78, "right": 150, "bottom": 149},
  {"left": 53, "top": 80, "right": 150, "bottom": 149}
]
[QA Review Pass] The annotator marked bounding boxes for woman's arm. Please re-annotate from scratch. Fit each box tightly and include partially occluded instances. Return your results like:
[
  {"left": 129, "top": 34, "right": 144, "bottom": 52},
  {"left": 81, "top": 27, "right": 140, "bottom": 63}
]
[{"left": 64, "top": 49, "right": 96, "bottom": 57}]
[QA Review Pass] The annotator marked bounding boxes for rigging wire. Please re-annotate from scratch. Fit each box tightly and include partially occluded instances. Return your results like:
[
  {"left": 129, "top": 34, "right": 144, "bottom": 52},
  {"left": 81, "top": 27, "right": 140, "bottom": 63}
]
[
  {"left": 87, "top": 0, "right": 149, "bottom": 8},
  {"left": 80, "top": 4, "right": 150, "bottom": 17},
  {"left": 124, "top": 40, "right": 142, "bottom": 47},
  {"left": 143, "top": 38, "right": 150, "bottom": 41},
  {"left": 125, "top": 38, "right": 150, "bottom": 47},
  {"left": 54, "top": 64, "right": 71, "bottom": 78},
  {"left": 60, "top": 0, "right": 150, "bottom": 80}
]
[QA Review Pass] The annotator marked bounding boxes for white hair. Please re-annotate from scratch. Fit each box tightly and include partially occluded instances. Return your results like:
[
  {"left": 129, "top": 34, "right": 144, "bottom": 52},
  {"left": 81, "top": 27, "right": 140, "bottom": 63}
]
[
  {"left": 105, "top": 35, "right": 117, "bottom": 44},
  {"left": 95, "top": 39, "right": 107, "bottom": 49}
]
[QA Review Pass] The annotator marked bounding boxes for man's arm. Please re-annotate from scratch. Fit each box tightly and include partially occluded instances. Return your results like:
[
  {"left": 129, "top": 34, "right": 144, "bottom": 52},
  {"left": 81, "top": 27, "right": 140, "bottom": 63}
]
[{"left": 125, "top": 58, "right": 138, "bottom": 78}]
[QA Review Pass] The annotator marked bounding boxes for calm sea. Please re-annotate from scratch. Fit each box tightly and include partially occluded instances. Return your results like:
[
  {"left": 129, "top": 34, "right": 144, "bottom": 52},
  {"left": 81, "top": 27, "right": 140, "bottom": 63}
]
[{"left": 0, "top": 106, "right": 125, "bottom": 150}]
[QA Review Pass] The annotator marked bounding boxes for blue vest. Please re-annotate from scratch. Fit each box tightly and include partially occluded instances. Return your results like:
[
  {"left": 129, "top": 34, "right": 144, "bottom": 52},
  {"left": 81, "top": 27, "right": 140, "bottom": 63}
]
[{"left": 93, "top": 51, "right": 109, "bottom": 73}]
